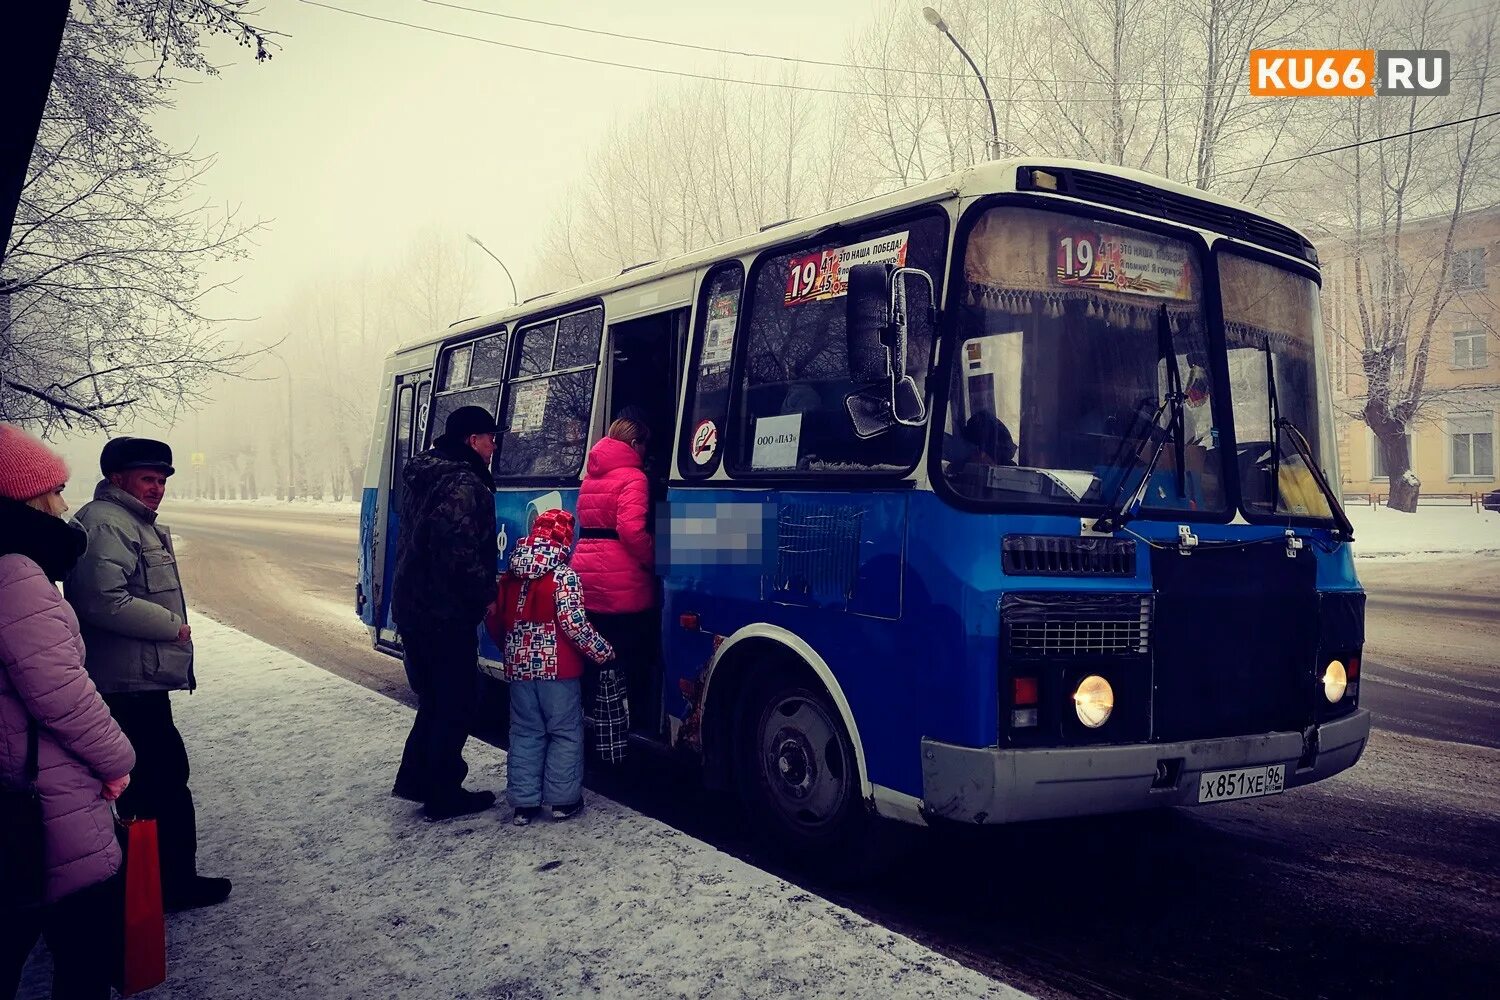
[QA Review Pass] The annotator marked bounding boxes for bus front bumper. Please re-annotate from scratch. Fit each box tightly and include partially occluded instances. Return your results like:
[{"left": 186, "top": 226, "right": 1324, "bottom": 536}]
[{"left": 918, "top": 709, "right": 1371, "bottom": 825}]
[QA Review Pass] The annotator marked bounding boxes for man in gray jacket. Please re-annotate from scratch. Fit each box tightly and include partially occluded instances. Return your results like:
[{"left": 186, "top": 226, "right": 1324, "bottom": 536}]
[{"left": 65, "top": 437, "right": 231, "bottom": 911}]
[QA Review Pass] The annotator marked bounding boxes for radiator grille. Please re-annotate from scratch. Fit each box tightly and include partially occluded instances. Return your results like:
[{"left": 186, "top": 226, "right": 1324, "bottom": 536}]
[
  {"left": 1003, "top": 593, "right": 1152, "bottom": 657},
  {"left": 1002, "top": 535, "right": 1136, "bottom": 577},
  {"left": 773, "top": 504, "right": 864, "bottom": 602}
]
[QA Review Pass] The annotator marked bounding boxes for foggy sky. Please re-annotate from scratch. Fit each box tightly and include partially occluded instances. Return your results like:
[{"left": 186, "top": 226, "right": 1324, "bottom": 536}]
[{"left": 54, "top": 0, "right": 882, "bottom": 478}]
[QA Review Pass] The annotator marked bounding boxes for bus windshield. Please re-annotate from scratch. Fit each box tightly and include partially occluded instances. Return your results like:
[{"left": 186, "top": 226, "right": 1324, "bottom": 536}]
[
  {"left": 1220, "top": 252, "right": 1337, "bottom": 519},
  {"left": 943, "top": 205, "right": 1226, "bottom": 514}
]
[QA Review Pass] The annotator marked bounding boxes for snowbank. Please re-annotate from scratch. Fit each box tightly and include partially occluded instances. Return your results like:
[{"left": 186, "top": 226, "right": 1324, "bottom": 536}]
[
  {"left": 1348, "top": 504, "right": 1500, "bottom": 560},
  {"left": 22, "top": 618, "right": 1029, "bottom": 1000}
]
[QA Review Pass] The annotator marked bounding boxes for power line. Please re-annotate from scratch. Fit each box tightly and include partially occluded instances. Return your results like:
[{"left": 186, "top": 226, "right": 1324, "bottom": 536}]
[
  {"left": 426, "top": 0, "right": 1500, "bottom": 90},
  {"left": 1219, "top": 111, "right": 1500, "bottom": 176},
  {"left": 423, "top": 0, "right": 1170, "bottom": 88},
  {"left": 305, "top": 1, "right": 1499, "bottom": 114},
  {"left": 301, "top": 1, "right": 1211, "bottom": 103}
]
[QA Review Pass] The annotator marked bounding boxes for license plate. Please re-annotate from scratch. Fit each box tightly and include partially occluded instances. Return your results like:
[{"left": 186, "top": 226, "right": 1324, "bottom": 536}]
[{"left": 1198, "top": 764, "right": 1286, "bottom": 804}]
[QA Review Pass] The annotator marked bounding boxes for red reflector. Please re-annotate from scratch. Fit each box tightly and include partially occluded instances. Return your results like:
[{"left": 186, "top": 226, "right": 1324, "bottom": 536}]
[
  {"left": 1013, "top": 676, "right": 1039, "bottom": 706},
  {"left": 679, "top": 613, "right": 700, "bottom": 631},
  {"left": 1347, "top": 657, "right": 1359, "bottom": 679}
]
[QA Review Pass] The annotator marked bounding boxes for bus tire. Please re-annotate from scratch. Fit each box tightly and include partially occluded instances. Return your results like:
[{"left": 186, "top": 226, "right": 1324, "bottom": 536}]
[{"left": 733, "top": 665, "right": 879, "bottom": 882}]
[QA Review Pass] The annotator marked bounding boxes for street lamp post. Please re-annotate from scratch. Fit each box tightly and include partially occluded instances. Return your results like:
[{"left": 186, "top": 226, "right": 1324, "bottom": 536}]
[
  {"left": 923, "top": 6, "right": 1004, "bottom": 160},
  {"left": 268, "top": 348, "right": 294, "bottom": 502},
  {"left": 466, "top": 233, "right": 519, "bottom": 306}
]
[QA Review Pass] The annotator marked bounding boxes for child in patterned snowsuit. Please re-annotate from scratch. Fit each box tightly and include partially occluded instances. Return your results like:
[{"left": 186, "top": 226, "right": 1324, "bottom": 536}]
[{"left": 488, "top": 509, "right": 614, "bottom": 825}]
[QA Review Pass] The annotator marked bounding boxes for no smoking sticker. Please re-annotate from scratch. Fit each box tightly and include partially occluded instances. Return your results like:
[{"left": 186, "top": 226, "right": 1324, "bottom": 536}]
[{"left": 691, "top": 419, "right": 719, "bottom": 465}]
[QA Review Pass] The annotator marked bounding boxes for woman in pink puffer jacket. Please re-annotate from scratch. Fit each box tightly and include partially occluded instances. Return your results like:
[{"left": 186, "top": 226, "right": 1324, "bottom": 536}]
[
  {"left": 572, "top": 415, "right": 657, "bottom": 762},
  {"left": 0, "top": 424, "right": 135, "bottom": 1000}
]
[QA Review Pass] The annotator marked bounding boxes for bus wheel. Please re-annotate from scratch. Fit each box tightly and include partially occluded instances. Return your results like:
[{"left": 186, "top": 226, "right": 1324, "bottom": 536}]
[{"left": 735, "top": 668, "right": 869, "bottom": 875}]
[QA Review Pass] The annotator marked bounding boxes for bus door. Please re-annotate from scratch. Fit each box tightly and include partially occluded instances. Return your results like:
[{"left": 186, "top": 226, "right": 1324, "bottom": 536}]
[
  {"left": 603, "top": 308, "right": 689, "bottom": 495},
  {"left": 601, "top": 306, "right": 690, "bottom": 735},
  {"left": 376, "top": 372, "right": 430, "bottom": 648}
]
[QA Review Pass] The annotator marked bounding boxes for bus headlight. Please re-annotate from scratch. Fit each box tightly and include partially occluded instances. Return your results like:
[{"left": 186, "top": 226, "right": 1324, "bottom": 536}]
[
  {"left": 1322, "top": 660, "right": 1348, "bottom": 703},
  {"left": 1073, "top": 675, "right": 1114, "bottom": 728}
]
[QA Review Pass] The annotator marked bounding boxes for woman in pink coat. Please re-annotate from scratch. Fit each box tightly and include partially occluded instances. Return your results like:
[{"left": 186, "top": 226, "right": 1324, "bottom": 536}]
[
  {"left": 572, "top": 414, "right": 657, "bottom": 763},
  {"left": 0, "top": 424, "right": 135, "bottom": 1000}
]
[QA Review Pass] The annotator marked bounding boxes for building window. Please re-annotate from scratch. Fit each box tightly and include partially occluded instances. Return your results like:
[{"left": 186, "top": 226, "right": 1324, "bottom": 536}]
[
  {"left": 1453, "top": 329, "right": 1488, "bottom": 370},
  {"left": 1370, "top": 427, "right": 1412, "bottom": 481},
  {"left": 1451, "top": 247, "right": 1486, "bottom": 290},
  {"left": 1449, "top": 411, "right": 1494, "bottom": 479}
]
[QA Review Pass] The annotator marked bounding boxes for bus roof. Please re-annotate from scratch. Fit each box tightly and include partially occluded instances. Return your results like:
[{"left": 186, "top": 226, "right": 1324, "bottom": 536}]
[{"left": 394, "top": 157, "right": 1314, "bottom": 357}]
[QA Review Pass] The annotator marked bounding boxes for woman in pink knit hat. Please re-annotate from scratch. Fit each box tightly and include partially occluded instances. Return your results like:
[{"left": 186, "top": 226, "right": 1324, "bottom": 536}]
[{"left": 0, "top": 424, "right": 136, "bottom": 1000}]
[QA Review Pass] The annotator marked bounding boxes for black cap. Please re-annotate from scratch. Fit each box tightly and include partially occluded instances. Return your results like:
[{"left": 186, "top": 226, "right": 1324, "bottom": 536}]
[
  {"left": 443, "top": 406, "right": 498, "bottom": 440},
  {"left": 100, "top": 437, "right": 175, "bottom": 477}
]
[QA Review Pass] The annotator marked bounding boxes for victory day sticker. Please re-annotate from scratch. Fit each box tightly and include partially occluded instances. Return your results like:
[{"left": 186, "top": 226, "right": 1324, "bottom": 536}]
[
  {"left": 690, "top": 419, "right": 719, "bottom": 465},
  {"left": 1053, "top": 227, "right": 1192, "bottom": 299},
  {"left": 784, "top": 231, "right": 910, "bottom": 307}
]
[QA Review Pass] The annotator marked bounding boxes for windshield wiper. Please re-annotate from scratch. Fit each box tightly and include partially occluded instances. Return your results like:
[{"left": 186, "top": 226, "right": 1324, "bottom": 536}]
[
  {"left": 1262, "top": 337, "right": 1355, "bottom": 538},
  {"left": 1265, "top": 337, "right": 1282, "bottom": 513},
  {"left": 1092, "top": 305, "right": 1186, "bottom": 533}
]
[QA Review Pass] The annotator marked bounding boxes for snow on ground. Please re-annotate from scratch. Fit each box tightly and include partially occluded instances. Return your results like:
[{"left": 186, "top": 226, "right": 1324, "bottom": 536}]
[
  {"left": 1347, "top": 504, "right": 1500, "bottom": 560},
  {"left": 22, "top": 617, "right": 1029, "bottom": 1000},
  {"left": 175, "top": 496, "right": 363, "bottom": 514}
]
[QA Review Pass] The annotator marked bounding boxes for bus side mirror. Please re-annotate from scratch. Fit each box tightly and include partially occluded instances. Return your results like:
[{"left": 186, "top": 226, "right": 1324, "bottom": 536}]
[
  {"left": 844, "top": 264, "right": 934, "bottom": 436},
  {"left": 846, "top": 262, "right": 891, "bottom": 383}
]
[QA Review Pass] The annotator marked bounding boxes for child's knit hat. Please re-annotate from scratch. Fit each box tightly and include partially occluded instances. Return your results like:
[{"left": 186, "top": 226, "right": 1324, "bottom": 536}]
[{"left": 528, "top": 508, "right": 575, "bottom": 551}]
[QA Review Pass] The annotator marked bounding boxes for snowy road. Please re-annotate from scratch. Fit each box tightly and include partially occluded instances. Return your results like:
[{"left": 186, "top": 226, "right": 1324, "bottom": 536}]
[{"left": 163, "top": 501, "right": 1500, "bottom": 999}]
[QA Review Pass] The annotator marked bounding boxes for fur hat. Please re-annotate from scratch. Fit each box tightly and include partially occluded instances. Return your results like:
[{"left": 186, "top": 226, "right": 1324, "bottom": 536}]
[
  {"left": 100, "top": 436, "right": 175, "bottom": 476},
  {"left": 0, "top": 424, "right": 70, "bottom": 502}
]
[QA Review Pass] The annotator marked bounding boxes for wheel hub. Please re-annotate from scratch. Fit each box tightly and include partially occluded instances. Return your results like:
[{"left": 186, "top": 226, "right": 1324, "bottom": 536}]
[{"left": 774, "top": 731, "right": 816, "bottom": 796}]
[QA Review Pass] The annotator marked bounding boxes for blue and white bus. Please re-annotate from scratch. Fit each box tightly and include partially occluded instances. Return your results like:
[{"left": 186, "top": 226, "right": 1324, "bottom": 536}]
[{"left": 357, "top": 159, "right": 1369, "bottom": 864}]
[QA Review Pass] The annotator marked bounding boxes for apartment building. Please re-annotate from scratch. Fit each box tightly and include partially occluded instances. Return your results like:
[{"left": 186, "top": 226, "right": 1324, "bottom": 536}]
[{"left": 1319, "top": 203, "right": 1497, "bottom": 494}]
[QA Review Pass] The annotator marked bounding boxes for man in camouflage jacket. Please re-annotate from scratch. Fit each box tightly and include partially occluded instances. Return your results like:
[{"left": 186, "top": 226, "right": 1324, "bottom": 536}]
[{"left": 390, "top": 405, "right": 500, "bottom": 820}]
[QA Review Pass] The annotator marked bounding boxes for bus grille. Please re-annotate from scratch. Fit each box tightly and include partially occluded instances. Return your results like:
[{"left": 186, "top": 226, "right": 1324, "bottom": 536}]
[
  {"left": 1149, "top": 544, "right": 1317, "bottom": 741},
  {"left": 1003, "top": 593, "right": 1152, "bottom": 657},
  {"left": 774, "top": 504, "right": 864, "bottom": 602},
  {"left": 1002, "top": 535, "right": 1136, "bottom": 577}
]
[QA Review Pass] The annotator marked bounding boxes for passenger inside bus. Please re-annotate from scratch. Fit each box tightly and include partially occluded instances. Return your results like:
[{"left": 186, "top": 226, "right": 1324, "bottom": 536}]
[{"left": 577, "top": 309, "right": 687, "bottom": 743}]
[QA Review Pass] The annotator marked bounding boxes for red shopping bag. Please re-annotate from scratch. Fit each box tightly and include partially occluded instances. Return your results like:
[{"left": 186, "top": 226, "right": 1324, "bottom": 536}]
[{"left": 118, "top": 817, "right": 167, "bottom": 996}]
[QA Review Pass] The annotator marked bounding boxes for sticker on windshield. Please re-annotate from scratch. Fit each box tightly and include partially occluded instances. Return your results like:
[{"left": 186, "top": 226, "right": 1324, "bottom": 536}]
[
  {"left": 1053, "top": 228, "right": 1192, "bottom": 300},
  {"left": 784, "top": 231, "right": 909, "bottom": 307},
  {"left": 700, "top": 293, "right": 737, "bottom": 376},
  {"left": 690, "top": 419, "right": 719, "bottom": 465},
  {"left": 751, "top": 413, "right": 802, "bottom": 469},
  {"left": 512, "top": 381, "right": 548, "bottom": 433}
]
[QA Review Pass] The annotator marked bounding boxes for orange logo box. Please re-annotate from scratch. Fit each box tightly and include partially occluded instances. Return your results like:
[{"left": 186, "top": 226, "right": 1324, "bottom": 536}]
[{"left": 1249, "top": 50, "right": 1376, "bottom": 96}]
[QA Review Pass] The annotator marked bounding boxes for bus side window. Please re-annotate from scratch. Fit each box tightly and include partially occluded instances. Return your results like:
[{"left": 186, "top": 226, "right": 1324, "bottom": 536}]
[
  {"left": 414, "top": 380, "right": 431, "bottom": 451},
  {"left": 729, "top": 212, "right": 947, "bottom": 475},
  {"left": 431, "top": 331, "right": 505, "bottom": 453},
  {"left": 391, "top": 385, "right": 414, "bottom": 513},
  {"left": 678, "top": 263, "right": 744, "bottom": 479}
]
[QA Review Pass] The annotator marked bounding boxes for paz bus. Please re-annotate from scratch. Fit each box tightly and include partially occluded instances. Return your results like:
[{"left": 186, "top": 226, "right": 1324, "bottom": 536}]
[{"left": 356, "top": 158, "right": 1369, "bottom": 864}]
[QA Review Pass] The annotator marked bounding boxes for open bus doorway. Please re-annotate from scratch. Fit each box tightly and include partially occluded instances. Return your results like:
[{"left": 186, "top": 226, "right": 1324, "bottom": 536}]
[
  {"left": 596, "top": 308, "right": 688, "bottom": 739},
  {"left": 603, "top": 309, "right": 687, "bottom": 497}
]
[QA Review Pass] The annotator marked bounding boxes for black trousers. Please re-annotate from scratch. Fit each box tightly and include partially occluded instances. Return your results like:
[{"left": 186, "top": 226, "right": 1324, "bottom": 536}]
[
  {"left": 584, "top": 610, "right": 659, "bottom": 736},
  {"left": 0, "top": 873, "right": 122, "bottom": 1000},
  {"left": 101, "top": 691, "right": 198, "bottom": 892},
  {"left": 395, "top": 626, "right": 480, "bottom": 804}
]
